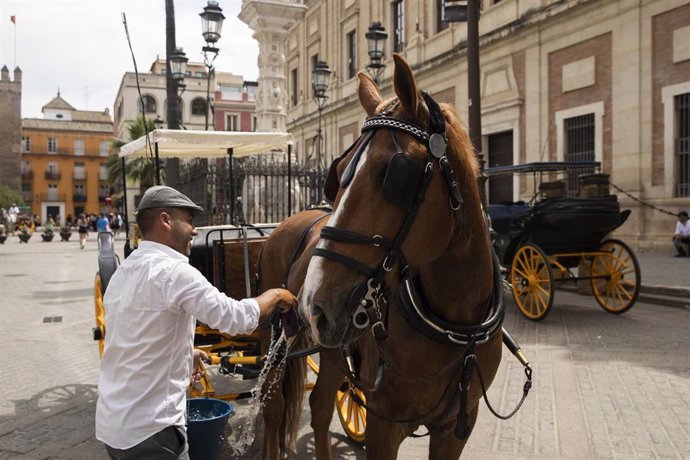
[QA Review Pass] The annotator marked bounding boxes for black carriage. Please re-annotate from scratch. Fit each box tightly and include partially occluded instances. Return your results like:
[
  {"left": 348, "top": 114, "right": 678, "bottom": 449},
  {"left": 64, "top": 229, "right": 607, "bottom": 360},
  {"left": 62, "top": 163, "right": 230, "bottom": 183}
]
[{"left": 486, "top": 162, "right": 640, "bottom": 320}]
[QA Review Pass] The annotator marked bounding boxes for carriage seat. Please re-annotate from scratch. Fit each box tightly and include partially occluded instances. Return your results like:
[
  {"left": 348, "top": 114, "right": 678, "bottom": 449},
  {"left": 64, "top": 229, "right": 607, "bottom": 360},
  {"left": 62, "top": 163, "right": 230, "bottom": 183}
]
[{"left": 487, "top": 202, "right": 530, "bottom": 236}]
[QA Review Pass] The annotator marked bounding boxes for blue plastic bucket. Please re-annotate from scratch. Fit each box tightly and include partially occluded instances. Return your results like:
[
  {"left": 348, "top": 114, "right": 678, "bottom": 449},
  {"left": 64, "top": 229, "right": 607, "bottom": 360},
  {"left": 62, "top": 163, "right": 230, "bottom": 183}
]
[{"left": 187, "top": 398, "right": 233, "bottom": 460}]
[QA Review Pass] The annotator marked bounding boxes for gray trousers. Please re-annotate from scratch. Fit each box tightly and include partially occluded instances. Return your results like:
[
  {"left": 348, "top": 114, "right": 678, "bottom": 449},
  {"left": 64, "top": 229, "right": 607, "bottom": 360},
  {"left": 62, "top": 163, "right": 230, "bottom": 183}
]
[{"left": 104, "top": 426, "right": 189, "bottom": 460}]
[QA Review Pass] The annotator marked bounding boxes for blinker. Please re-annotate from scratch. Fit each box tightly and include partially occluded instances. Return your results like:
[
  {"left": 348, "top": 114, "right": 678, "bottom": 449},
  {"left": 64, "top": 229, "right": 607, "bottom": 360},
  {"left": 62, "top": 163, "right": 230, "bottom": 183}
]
[{"left": 383, "top": 153, "right": 425, "bottom": 212}]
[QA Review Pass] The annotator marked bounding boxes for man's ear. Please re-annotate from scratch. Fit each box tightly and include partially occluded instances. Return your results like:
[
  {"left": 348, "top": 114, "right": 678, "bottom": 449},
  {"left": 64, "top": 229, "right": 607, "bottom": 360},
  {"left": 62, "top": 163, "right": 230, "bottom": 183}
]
[{"left": 159, "top": 210, "right": 174, "bottom": 231}]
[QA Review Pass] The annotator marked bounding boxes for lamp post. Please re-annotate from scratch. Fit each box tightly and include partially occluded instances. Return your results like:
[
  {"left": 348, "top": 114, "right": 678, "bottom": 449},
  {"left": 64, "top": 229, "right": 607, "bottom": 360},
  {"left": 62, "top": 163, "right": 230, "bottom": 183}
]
[
  {"left": 365, "top": 22, "right": 388, "bottom": 84},
  {"left": 200, "top": 0, "right": 225, "bottom": 131},
  {"left": 442, "top": 0, "right": 485, "bottom": 206},
  {"left": 154, "top": 115, "right": 164, "bottom": 131},
  {"left": 311, "top": 60, "right": 332, "bottom": 203}
]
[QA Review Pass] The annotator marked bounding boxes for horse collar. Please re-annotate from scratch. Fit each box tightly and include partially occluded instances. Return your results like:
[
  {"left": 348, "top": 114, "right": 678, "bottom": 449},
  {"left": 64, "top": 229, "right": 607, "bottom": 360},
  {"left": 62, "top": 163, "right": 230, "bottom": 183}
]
[{"left": 396, "top": 249, "right": 505, "bottom": 347}]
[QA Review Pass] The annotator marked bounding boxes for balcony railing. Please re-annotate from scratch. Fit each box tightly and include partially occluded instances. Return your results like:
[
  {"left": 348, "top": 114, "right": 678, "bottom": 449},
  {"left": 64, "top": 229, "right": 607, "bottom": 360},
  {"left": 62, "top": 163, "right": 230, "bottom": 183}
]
[
  {"left": 21, "top": 170, "right": 33, "bottom": 179},
  {"left": 22, "top": 192, "right": 33, "bottom": 203},
  {"left": 39, "top": 192, "right": 66, "bottom": 202},
  {"left": 98, "top": 194, "right": 109, "bottom": 202},
  {"left": 73, "top": 171, "right": 87, "bottom": 180},
  {"left": 45, "top": 171, "right": 61, "bottom": 180},
  {"left": 73, "top": 194, "right": 87, "bottom": 202}
]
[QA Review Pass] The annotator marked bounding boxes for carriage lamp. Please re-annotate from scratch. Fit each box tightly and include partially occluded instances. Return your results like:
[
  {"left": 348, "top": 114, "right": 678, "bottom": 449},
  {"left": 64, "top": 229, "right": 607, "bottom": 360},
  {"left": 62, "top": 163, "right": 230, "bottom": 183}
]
[
  {"left": 365, "top": 22, "right": 388, "bottom": 84},
  {"left": 312, "top": 61, "right": 331, "bottom": 202},
  {"left": 200, "top": 0, "right": 224, "bottom": 130}
]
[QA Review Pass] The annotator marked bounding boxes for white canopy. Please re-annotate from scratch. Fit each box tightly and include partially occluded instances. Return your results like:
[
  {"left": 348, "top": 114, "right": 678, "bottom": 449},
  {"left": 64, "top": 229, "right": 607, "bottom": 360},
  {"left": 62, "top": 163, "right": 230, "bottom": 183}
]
[{"left": 118, "top": 129, "right": 294, "bottom": 159}]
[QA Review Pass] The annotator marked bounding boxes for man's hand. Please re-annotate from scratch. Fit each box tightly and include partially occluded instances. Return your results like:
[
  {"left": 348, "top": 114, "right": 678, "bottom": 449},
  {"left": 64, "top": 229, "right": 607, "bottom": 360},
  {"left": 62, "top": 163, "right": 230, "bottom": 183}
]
[
  {"left": 192, "top": 349, "right": 210, "bottom": 385},
  {"left": 255, "top": 288, "right": 298, "bottom": 325}
]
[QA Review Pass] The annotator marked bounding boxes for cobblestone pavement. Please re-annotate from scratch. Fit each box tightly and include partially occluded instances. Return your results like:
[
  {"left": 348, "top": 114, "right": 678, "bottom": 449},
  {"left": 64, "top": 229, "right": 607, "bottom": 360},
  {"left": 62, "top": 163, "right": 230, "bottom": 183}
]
[{"left": 0, "top": 233, "right": 689, "bottom": 459}]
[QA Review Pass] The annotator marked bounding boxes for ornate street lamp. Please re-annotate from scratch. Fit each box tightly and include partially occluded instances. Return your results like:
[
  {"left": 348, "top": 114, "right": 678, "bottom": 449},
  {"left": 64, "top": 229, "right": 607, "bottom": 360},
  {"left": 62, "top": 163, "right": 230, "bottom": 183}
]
[
  {"left": 200, "top": 0, "right": 225, "bottom": 48},
  {"left": 169, "top": 47, "right": 188, "bottom": 83},
  {"left": 365, "top": 22, "right": 388, "bottom": 84},
  {"left": 311, "top": 60, "right": 331, "bottom": 202},
  {"left": 200, "top": 0, "right": 225, "bottom": 130}
]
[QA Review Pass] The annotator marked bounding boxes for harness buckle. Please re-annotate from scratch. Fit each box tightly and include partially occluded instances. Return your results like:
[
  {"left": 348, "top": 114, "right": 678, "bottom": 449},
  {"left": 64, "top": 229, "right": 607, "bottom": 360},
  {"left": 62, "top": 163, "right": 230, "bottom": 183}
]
[
  {"left": 372, "top": 234, "right": 383, "bottom": 247},
  {"left": 352, "top": 302, "right": 370, "bottom": 329},
  {"left": 371, "top": 320, "right": 388, "bottom": 340},
  {"left": 382, "top": 256, "right": 394, "bottom": 272}
]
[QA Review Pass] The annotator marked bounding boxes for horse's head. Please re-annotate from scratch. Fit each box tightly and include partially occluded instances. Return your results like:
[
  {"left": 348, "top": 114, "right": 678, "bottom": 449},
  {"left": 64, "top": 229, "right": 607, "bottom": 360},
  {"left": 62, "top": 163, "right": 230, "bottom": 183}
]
[{"left": 299, "top": 54, "right": 480, "bottom": 347}]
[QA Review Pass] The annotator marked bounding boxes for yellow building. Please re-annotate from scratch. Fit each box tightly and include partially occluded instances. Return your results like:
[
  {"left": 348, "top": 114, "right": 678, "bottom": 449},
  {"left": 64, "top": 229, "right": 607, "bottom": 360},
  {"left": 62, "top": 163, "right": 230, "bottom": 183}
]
[{"left": 21, "top": 93, "right": 114, "bottom": 225}]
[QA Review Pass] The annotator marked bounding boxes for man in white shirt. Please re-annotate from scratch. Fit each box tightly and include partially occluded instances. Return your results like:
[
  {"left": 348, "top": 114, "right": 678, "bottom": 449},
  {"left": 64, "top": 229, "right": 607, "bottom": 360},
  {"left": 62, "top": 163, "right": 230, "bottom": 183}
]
[
  {"left": 7, "top": 203, "right": 19, "bottom": 235},
  {"left": 96, "top": 186, "right": 297, "bottom": 459},
  {"left": 673, "top": 210, "right": 690, "bottom": 257}
]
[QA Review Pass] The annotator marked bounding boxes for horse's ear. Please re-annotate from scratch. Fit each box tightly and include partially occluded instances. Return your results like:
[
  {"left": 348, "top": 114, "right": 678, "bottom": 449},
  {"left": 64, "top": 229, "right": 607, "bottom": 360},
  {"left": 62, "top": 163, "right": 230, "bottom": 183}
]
[
  {"left": 393, "top": 54, "right": 419, "bottom": 115},
  {"left": 358, "top": 71, "right": 382, "bottom": 116}
]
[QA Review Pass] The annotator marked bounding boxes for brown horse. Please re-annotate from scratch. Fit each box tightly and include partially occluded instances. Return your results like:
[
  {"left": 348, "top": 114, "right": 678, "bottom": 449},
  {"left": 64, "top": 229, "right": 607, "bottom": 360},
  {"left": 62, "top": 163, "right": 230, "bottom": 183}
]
[{"left": 259, "top": 54, "right": 504, "bottom": 459}]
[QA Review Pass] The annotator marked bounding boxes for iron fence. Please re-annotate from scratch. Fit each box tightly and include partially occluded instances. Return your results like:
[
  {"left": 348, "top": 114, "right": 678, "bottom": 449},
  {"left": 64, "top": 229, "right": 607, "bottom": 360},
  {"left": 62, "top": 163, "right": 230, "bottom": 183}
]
[{"left": 172, "top": 155, "right": 328, "bottom": 226}]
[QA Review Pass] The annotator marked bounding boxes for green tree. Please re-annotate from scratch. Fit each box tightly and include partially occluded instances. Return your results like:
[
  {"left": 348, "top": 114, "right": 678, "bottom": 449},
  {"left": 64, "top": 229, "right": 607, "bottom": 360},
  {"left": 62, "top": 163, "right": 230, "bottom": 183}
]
[
  {"left": 0, "top": 183, "right": 24, "bottom": 209},
  {"left": 107, "top": 116, "right": 164, "bottom": 189}
]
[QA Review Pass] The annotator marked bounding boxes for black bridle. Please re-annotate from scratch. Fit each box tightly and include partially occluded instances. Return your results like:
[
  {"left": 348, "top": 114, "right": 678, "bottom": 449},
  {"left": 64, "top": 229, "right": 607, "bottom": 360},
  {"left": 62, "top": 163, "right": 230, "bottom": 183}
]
[{"left": 315, "top": 91, "right": 499, "bottom": 343}]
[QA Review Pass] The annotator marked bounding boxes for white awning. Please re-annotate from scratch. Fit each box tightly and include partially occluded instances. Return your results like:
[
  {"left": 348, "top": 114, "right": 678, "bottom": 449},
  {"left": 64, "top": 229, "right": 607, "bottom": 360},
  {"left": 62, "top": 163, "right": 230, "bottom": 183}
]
[{"left": 118, "top": 129, "right": 294, "bottom": 159}]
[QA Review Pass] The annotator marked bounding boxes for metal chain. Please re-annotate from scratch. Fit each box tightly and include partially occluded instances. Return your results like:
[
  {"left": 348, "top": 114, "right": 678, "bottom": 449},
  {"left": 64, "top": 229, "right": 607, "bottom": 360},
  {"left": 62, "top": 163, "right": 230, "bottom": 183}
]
[
  {"left": 609, "top": 182, "right": 681, "bottom": 217},
  {"left": 362, "top": 117, "right": 429, "bottom": 142}
]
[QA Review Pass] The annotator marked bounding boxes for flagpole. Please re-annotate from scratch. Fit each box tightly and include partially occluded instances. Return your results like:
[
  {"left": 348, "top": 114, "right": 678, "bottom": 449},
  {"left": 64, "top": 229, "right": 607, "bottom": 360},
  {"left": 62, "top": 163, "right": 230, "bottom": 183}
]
[{"left": 11, "top": 16, "right": 16, "bottom": 68}]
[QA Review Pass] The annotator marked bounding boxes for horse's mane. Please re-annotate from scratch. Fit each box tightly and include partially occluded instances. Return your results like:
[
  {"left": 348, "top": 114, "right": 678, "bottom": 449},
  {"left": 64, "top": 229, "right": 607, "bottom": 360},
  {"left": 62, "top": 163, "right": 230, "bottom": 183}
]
[{"left": 439, "top": 103, "right": 485, "bottom": 239}]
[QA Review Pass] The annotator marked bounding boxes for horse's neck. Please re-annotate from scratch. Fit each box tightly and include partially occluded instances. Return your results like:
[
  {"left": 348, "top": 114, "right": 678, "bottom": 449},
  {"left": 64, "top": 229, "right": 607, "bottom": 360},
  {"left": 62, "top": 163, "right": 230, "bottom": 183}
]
[{"left": 417, "top": 207, "right": 494, "bottom": 325}]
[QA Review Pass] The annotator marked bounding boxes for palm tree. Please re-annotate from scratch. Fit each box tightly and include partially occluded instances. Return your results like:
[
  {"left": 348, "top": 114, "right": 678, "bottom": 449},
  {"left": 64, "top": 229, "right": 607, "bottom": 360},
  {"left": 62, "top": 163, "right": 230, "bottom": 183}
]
[{"left": 107, "top": 116, "right": 163, "bottom": 189}]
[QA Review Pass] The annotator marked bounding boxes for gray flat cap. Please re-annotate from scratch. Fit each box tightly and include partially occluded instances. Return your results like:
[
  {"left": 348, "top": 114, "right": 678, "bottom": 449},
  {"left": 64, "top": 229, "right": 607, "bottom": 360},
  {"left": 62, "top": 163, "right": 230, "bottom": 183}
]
[{"left": 137, "top": 186, "right": 204, "bottom": 216}]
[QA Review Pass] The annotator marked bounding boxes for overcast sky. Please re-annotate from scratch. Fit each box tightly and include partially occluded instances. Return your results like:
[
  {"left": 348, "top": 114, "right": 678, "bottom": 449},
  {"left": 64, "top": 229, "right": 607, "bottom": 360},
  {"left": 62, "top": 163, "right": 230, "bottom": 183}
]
[{"left": 0, "top": 0, "right": 259, "bottom": 119}]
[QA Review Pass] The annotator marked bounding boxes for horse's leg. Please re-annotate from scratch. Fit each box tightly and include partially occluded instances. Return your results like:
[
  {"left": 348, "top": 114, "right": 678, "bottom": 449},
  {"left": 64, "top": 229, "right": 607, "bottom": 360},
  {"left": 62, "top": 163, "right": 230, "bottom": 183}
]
[
  {"left": 310, "top": 349, "right": 345, "bottom": 460},
  {"left": 428, "top": 406, "right": 478, "bottom": 460},
  {"left": 363, "top": 416, "right": 407, "bottom": 460}
]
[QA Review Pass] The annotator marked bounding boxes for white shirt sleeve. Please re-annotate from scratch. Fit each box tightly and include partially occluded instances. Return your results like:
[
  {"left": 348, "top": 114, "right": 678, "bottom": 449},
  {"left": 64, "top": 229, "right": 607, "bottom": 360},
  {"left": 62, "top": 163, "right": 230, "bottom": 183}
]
[
  {"left": 676, "top": 222, "right": 683, "bottom": 236},
  {"left": 165, "top": 262, "right": 260, "bottom": 335}
]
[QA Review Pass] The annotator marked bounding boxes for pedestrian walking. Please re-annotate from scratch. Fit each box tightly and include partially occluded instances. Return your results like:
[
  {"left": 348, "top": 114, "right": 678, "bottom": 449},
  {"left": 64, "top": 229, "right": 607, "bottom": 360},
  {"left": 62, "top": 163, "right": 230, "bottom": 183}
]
[
  {"left": 77, "top": 213, "right": 89, "bottom": 249},
  {"left": 672, "top": 210, "right": 690, "bottom": 257},
  {"left": 95, "top": 185, "right": 297, "bottom": 459},
  {"left": 97, "top": 213, "right": 110, "bottom": 233}
]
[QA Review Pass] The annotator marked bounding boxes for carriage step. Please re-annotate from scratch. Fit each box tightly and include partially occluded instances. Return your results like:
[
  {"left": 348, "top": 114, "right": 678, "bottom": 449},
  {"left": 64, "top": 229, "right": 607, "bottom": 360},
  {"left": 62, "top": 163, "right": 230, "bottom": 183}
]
[{"left": 219, "top": 360, "right": 263, "bottom": 380}]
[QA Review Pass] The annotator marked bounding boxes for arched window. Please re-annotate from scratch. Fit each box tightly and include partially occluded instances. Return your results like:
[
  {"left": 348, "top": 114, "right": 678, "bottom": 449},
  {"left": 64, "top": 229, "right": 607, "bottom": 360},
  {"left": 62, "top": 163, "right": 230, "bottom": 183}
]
[
  {"left": 139, "top": 95, "right": 157, "bottom": 113},
  {"left": 191, "top": 98, "right": 207, "bottom": 116}
]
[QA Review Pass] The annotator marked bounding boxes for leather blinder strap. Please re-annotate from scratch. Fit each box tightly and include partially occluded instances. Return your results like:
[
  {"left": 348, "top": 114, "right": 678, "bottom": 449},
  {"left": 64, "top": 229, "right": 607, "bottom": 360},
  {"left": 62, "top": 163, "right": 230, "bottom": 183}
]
[
  {"left": 312, "top": 248, "right": 377, "bottom": 279},
  {"left": 320, "top": 226, "right": 394, "bottom": 248}
]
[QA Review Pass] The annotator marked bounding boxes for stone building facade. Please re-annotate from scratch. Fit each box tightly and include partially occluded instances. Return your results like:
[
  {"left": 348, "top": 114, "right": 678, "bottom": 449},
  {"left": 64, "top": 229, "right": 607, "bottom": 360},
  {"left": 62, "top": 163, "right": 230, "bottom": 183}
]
[
  {"left": 279, "top": 0, "right": 690, "bottom": 249},
  {"left": 0, "top": 66, "right": 22, "bottom": 192}
]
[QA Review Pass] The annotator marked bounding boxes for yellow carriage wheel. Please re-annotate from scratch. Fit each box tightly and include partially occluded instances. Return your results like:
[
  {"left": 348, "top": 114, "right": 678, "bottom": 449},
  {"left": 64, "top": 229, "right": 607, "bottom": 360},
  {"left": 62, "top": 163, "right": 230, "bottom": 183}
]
[
  {"left": 306, "top": 356, "right": 366, "bottom": 444},
  {"left": 590, "top": 239, "right": 640, "bottom": 314},
  {"left": 336, "top": 381, "right": 367, "bottom": 444},
  {"left": 93, "top": 273, "right": 106, "bottom": 358},
  {"left": 511, "top": 243, "right": 554, "bottom": 321}
]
